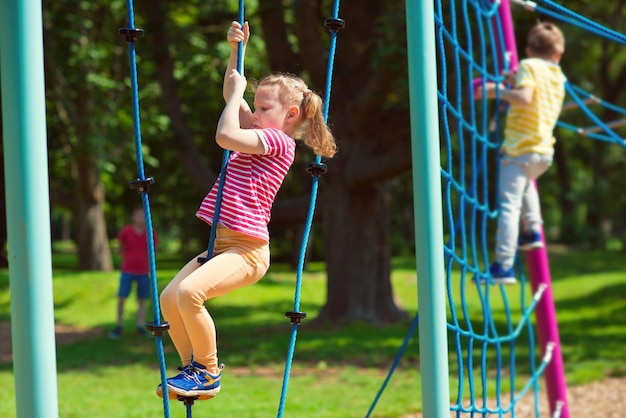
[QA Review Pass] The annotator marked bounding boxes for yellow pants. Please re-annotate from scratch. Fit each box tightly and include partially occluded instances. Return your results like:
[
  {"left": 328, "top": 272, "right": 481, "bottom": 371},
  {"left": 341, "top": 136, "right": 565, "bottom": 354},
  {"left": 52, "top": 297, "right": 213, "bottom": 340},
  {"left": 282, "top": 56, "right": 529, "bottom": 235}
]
[{"left": 160, "top": 224, "right": 270, "bottom": 373}]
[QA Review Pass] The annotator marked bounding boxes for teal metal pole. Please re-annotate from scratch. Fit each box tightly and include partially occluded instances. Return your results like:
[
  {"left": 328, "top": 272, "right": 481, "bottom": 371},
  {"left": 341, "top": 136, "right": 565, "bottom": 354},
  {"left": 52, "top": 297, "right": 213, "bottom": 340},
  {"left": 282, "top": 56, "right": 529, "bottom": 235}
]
[
  {"left": 0, "top": 1, "right": 60, "bottom": 417},
  {"left": 405, "top": 1, "right": 450, "bottom": 417}
]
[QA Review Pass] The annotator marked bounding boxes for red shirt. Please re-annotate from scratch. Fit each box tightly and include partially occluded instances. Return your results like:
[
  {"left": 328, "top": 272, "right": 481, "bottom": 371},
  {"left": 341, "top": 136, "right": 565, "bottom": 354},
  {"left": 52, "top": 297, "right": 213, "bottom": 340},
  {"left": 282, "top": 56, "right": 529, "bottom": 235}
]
[
  {"left": 196, "top": 128, "right": 296, "bottom": 242},
  {"left": 118, "top": 225, "right": 158, "bottom": 274}
]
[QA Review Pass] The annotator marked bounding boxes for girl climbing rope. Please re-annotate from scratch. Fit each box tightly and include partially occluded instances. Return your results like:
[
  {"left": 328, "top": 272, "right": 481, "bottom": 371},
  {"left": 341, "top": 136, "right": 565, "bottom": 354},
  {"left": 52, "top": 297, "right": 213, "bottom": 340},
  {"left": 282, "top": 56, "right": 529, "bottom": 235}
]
[{"left": 156, "top": 20, "right": 337, "bottom": 400}]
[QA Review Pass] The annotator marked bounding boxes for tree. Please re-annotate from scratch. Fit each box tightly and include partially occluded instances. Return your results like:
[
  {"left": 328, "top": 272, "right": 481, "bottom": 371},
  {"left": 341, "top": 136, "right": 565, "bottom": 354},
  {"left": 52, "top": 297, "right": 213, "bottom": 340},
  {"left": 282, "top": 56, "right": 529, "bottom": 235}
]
[{"left": 43, "top": 1, "right": 132, "bottom": 270}]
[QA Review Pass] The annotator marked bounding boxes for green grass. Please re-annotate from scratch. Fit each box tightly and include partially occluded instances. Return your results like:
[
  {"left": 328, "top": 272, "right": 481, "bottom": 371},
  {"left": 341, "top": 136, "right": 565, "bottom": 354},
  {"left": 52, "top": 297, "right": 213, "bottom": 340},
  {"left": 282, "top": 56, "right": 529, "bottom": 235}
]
[{"left": 0, "top": 249, "right": 624, "bottom": 417}]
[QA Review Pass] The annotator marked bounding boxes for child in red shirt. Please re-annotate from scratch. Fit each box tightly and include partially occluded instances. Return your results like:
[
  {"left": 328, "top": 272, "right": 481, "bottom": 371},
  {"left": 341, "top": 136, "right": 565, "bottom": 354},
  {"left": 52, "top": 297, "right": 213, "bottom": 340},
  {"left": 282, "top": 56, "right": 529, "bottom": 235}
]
[{"left": 108, "top": 207, "right": 158, "bottom": 339}]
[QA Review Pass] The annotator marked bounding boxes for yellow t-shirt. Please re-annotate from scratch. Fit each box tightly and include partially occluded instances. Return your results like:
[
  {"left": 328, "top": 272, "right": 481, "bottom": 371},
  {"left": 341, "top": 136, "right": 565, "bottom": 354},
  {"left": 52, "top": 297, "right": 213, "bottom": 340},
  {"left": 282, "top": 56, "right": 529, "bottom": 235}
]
[{"left": 502, "top": 58, "right": 566, "bottom": 157}]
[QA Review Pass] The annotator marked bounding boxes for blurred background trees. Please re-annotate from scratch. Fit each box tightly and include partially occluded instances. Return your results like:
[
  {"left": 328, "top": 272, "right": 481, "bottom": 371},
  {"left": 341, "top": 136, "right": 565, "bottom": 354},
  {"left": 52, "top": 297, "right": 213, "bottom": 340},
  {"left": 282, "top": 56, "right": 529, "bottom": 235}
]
[{"left": 1, "top": 0, "right": 625, "bottom": 322}]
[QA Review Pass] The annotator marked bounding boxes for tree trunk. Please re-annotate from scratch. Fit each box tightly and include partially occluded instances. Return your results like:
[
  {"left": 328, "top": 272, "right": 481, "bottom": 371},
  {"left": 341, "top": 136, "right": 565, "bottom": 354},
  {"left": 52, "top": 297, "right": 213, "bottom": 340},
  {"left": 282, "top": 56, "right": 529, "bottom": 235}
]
[
  {"left": 585, "top": 142, "right": 608, "bottom": 249},
  {"left": 553, "top": 137, "right": 576, "bottom": 242},
  {"left": 316, "top": 164, "right": 407, "bottom": 325},
  {"left": 73, "top": 156, "right": 113, "bottom": 271}
]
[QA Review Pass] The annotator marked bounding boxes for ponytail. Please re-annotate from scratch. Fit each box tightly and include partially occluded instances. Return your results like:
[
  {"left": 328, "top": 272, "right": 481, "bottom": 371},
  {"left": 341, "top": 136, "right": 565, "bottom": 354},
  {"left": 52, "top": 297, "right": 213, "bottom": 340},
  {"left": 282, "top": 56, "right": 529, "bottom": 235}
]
[
  {"left": 256, "top": 73, "right": 337, "bottom": 158},
  {"left": 299, "top": 91, "right": 337, "bottom": 158}
]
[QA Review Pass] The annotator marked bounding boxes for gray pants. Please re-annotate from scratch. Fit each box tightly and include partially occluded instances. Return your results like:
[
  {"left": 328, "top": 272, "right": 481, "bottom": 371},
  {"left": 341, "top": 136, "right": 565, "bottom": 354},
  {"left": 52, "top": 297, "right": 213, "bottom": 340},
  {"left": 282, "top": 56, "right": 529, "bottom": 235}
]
[{"left": 495, "top": 152, "right": 552, "bottom": 269}]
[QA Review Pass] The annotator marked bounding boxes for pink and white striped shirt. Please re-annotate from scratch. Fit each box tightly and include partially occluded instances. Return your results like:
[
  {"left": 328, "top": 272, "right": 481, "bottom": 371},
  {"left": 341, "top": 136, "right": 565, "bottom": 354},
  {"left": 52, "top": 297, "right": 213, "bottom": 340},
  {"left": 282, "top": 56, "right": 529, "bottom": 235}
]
[{"left": 196, "top": 128, "right": 296, "bottom": 243}]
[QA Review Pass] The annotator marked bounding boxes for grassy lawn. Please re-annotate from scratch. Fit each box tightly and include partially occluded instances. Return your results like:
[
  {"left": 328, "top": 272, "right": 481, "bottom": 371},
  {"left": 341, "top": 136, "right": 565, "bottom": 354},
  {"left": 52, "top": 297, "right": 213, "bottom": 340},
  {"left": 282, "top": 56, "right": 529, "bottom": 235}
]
[{"left": 0, "top": 248, "right": 624, "bottom": 417}]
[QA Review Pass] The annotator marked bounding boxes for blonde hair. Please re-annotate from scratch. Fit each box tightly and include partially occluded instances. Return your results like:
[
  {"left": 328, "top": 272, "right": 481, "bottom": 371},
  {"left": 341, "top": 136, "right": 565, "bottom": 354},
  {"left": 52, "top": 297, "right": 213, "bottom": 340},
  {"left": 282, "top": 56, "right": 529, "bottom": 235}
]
[
  {"left": 527, "top": 21, "right": 565, "bottom": 59},
  {"left": 254, "top": 73, "right": 337, "bottom": 158}
]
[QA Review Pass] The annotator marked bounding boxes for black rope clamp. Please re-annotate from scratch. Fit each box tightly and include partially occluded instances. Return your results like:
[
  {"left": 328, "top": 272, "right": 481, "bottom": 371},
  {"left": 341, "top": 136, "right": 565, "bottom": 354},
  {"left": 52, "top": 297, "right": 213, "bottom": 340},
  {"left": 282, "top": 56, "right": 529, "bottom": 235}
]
[
  {"left": 179, "top": 396, "right": 198, "bottom": 406},
  {"left": 129, "top": 176, "right": 154, "bottom": 193},
  {"left": 118, "top": 27, "right": 145, "bottom": 43},
  {"left": 145, "top": 321, "right": 170, "bottom": 337},
  {"left": 306, "top": 162, "right": 328, "bottom": 176},
  {"left": 324, "top": 18, "right": 345, "bottom": 32},
  {"left": 197, "top": 256, "right": 209, "bottom": 264},
  {"left": 285, "top": 311, "right": 307, "bottom": 324}
]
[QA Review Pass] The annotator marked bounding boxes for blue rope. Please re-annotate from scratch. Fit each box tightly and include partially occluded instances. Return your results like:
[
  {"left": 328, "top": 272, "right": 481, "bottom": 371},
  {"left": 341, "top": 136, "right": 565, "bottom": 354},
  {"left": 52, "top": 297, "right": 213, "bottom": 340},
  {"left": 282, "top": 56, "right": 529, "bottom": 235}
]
[
  {"left": 516, "top": 0, "right": 626, "bottom": 45},
  {"left": 511, "top": 2, "right": 626, "bottom": 148},
  {"left": 121, "top": 0, "right": 170, "bottom": 417},
  {"left": 557, "top": 83, "right": 626, "bottom": 148},
  {"left": 276, "top": 2, "right": 342, "bottom": 417},
  {"left": 365, "top": 312, "right": 420, "bottom": 418},
  {"left": 205, "top": 1, "right": 245, "bottom": 259}
]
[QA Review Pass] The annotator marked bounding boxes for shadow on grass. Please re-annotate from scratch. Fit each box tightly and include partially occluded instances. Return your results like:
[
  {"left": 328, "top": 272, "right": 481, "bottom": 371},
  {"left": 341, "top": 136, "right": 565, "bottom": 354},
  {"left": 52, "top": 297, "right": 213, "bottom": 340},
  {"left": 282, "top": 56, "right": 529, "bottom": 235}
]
[
  {"left": 0, "top": 300, "right": 424, "bottom": 377},
  {"left": 555, "top": 282, "right": 626, "bottom": 360},
  {"left": 547, "top": 249, "right": 626, "bottom": 281},
  {"left": 4, "top": 281, "right": 623, "bottom": 377},
  {"left": 2, "top": 249, "right": 623, "bottom": 389}
]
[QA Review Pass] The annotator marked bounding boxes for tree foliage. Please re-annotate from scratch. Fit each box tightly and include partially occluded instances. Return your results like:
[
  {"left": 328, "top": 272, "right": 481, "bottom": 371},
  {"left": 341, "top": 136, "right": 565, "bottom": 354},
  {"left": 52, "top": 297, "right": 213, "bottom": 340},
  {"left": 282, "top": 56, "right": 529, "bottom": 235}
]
[{"left": 1, "top": 0, "right": 625, "bottom": 322}]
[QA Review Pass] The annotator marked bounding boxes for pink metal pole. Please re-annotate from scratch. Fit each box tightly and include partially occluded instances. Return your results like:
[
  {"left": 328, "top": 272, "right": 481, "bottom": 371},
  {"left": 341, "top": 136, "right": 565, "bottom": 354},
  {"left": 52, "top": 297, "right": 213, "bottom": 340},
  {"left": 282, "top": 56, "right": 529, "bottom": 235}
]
[{"left": 495, "top": 2, "right": 570, "bottom": 417}]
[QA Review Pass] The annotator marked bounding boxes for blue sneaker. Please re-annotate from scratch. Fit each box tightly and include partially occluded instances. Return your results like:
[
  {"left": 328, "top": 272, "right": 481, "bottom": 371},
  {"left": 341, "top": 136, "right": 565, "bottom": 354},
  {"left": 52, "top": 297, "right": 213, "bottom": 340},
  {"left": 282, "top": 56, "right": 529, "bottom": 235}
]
[
  {"left": 472, "top": 262, "right": 516, "bottom": 285},
  {"left": 488, "top": 262, "right": 516, "bottom": 285},
  {"left": 167, "top": 363, "right": 224, "bottom": 398},
  {"left": 156, "top": 362, "right": 213, "bottom": 400},
  {"left": 156, "top": 364, "right": 193, "bottom": 399},
  {"left": 518, "top": 231, "right": 543, "bottom": 251}
]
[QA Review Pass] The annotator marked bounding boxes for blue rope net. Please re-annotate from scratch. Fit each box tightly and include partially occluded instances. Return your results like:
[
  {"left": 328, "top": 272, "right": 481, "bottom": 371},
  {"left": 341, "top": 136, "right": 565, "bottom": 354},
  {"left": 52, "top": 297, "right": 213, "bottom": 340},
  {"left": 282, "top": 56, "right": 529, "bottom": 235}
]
[
  {"left": 436, "top": 0, "right": 626, "bottom": 416},
  {"left": 433, "top": 1, "right": 550, "bottom": 413},
  {"left": 369, "top": 1, "right": 626, "bottom": 417}
]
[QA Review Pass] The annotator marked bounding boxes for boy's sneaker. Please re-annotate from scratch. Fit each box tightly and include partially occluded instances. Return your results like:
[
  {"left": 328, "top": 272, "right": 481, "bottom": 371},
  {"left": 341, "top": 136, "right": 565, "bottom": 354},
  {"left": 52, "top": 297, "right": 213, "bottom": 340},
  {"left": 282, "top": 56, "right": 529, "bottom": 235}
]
[
  {"left": 472, "top": 262, "right": 516, "bottom": 285},
  {"left": 108, "top": 325, "right": 122, "bottom": 340},
  {"left": 488, "top": 262, "right": 516, "bottom": 285},
  {"left": 518, "top": 231, "right": 543, "bottom": 251},
  {"left": 167, "top": 363, "right": 224, "bottom": 398}
]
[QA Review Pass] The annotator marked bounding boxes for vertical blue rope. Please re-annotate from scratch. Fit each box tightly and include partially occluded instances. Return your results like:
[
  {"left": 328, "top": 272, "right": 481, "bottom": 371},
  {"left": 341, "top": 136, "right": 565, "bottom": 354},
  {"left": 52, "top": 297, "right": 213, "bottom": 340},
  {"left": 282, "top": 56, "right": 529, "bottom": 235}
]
[
  {"left": 276, "top": 2, "right": 342, "bottom": 417},
  {"left": 205, "top": 1, "right": 245, "bottom": 259},
  {"left": 122, "top": 0, "right": 170, "bottom": 416}
]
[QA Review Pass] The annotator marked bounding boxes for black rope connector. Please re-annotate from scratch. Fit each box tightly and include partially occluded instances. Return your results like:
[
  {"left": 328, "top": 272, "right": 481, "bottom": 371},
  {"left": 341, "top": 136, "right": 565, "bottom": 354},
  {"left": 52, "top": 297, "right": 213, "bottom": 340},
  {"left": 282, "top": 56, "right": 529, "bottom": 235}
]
[
  {"left": 324, "top": 18, "right": 346, "bottom": 32},
  {"left": 306, "top": 162, "right": 328, "bottom": 176},
  {"left": 197, "top": 256, "right": 208, "bottom": 264},
  {"left": 145, "top": 321, "right": 170, "bottom": 337},
  {"left": 129, "top": 176, "right": 154, "bottom": 193},
  {"left": 285, "top": 311, "right": 307, "bottom": 324},
  {"left": 179, "top": 396, "right": 198, "bottom": 406},
  {"left": 118, "top": 27, "right": 145, "bottom": 43}
]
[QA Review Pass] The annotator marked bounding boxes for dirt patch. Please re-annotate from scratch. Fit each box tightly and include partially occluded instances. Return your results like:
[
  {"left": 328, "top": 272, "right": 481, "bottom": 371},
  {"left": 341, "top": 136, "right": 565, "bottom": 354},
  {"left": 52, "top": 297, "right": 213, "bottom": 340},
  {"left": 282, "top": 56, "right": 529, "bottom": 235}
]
[
  {"left": 0, "top": 320, "right": 102, "bottom": 363},
  {"left": 402, "top": 376, "right": 626, "bottom": 417}
]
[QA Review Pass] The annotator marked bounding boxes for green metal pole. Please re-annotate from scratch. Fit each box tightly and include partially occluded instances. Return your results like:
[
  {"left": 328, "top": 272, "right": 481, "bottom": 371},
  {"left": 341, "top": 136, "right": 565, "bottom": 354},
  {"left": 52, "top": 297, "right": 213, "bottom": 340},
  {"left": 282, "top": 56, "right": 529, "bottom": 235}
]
[
  {"left": 0, "top": 1, "right": 59, "bottom": 417},
  {"left": 405, "top": 1, "right": 450, "bottom": 417}
]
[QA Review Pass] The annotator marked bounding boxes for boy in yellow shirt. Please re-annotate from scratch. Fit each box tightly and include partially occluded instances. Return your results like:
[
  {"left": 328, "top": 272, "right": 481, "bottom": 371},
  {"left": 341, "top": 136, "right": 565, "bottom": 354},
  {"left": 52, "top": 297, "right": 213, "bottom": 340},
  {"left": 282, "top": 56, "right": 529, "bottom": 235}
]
[{"left": 475, "top": 22, "right": 566, "bottom": 284}]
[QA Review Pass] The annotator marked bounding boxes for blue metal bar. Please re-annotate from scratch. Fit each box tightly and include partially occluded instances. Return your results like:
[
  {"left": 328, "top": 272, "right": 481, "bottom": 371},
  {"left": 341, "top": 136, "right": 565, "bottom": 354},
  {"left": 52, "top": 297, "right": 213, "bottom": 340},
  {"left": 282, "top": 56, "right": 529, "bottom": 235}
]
[
  {"left": 0, "top": 1, "right": 59, "bottom": 417},
  {"left": 405, "top": 0, "right": 450, "bottom": 416}
]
